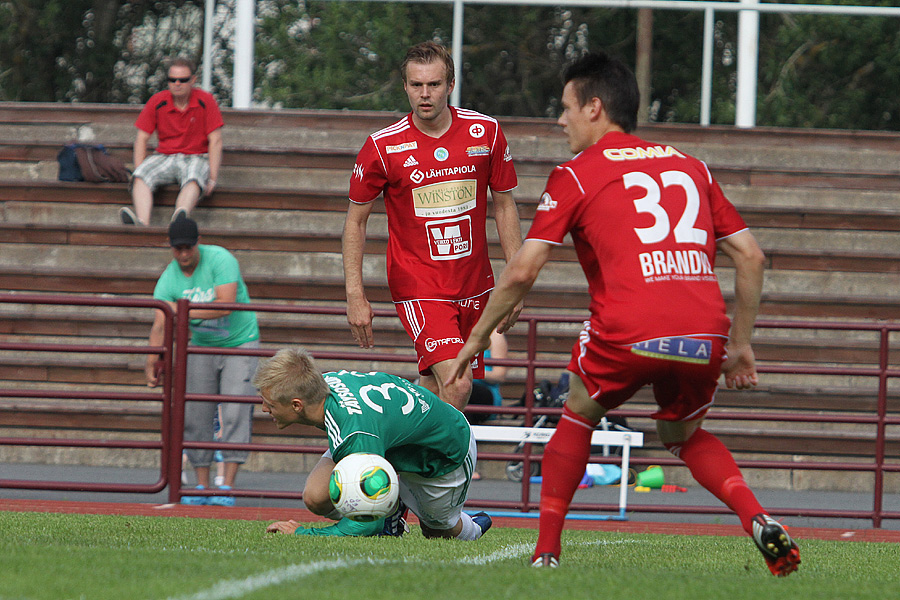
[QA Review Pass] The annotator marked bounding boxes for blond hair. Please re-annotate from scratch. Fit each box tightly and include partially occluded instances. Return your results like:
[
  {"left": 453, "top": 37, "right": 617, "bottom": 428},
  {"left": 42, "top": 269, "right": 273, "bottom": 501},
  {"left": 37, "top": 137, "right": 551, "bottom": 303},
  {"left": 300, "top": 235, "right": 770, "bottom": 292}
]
[
  {"left": 400, "top": 41, "right": 454, "bottom": 84},
  {"left": 252, "top": 347, "right": 329, "bottom": 407}
]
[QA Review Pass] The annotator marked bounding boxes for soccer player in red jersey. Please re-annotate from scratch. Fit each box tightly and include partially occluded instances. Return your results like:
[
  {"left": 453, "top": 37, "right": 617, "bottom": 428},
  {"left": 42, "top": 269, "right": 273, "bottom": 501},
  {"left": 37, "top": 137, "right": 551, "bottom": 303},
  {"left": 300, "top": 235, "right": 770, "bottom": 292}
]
[
  {"left": 343, "top": 42, "right": 523, "bottom": 410},
  {"left": 447, "top": 51, "right": 800, "bottom": 576}
]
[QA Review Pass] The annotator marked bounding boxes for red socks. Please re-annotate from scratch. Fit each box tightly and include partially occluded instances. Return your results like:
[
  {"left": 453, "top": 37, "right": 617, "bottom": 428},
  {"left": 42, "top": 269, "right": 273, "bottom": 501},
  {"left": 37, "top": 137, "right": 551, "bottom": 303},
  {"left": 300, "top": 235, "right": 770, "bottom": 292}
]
[
  {"left": 533, "top": 406, "right": 595, "bottom": 559},
  {"left": 534, "top": 416, "right": 766, "bottom": 559},
  {"left": 666, "top": 428, "right": 764, "bottom": 534}
]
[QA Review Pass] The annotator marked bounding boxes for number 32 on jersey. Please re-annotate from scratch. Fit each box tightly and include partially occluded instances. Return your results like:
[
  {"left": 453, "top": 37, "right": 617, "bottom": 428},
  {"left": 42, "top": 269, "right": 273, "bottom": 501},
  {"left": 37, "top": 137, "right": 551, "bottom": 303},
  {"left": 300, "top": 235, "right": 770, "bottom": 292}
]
[{"left": 625, "top": 170, "right": 708, "bottom": 245}]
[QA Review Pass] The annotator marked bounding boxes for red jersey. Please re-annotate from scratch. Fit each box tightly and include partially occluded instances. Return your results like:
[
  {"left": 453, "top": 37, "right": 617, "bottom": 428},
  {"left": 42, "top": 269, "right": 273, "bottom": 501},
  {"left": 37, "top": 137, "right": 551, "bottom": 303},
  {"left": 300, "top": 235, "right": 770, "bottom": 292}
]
[
  {"left": 135, "top": 88, "right": 224, "bottom": 155},
  {"left": 349, "top": 107, "right": 518, "bottom": 302},
  {"left": 527, "top": 131, "right": 747, "bottom": 344}
]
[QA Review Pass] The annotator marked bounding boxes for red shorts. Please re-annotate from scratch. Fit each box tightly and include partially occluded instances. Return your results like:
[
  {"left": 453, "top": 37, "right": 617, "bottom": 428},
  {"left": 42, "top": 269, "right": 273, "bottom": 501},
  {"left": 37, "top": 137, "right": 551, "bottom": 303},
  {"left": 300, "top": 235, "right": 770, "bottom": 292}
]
[
  {"left": 569, "top": 322, "right": 727, "bottom": 422},
  {"left": 394, "top": 294, "right": 487, "bottom": 378}
]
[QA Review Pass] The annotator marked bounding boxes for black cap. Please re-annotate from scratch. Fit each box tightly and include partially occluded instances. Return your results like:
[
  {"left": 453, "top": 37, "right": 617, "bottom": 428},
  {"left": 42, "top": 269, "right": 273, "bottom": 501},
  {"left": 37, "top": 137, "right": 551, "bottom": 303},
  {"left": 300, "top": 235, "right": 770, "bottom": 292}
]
[{"left": 168, "top": 213, "right": 199, "bottom": 246}]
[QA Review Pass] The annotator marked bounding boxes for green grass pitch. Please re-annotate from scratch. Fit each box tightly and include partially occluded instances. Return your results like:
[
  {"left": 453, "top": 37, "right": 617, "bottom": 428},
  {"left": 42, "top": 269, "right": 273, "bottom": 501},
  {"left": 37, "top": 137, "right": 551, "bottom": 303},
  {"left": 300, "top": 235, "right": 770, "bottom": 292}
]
[{"left": 1, "top": 511, "right": 898, "bottom": 600}]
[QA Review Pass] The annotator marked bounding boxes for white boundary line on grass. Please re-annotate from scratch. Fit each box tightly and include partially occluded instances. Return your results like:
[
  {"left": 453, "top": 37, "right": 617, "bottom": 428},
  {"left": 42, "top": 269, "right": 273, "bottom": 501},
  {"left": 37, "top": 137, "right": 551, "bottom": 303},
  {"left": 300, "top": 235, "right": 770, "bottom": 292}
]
[
  {"left": 458, "top": 542, "right": 534, "bottom": 564},
  {"left": 165, "top": 559, "right": 371, "bottom": 600},
  {"left": 164, "top": 545, "right": 534, "bottom": 600},
  {"left": 165, "top": 539, "right": 642, "bottom": 600},
  {"left": 578, "top": 539, "right": 641, "bottom": 548}
]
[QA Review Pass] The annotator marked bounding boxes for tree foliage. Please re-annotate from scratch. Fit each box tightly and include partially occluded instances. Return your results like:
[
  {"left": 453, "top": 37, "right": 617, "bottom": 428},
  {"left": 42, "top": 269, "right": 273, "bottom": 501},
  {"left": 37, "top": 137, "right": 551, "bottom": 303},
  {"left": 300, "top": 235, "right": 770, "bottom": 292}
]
[
  {"left": 0, "top": 0, "right": 209, "bottom": 103},
  {"left": 255, "top": 1, "right": 449, "bottom": 110},
  {"left": 758, "top": 5, "right": 900, "bottom": 130},
  {"left": 0, "top": 0, "right": 898, "bottom": 131},
  {"left": 455, "top": 5, "right": 591, "bottom": 118},
  {"left": 0, "top": 1, "right": 98, "bottom": 101}
]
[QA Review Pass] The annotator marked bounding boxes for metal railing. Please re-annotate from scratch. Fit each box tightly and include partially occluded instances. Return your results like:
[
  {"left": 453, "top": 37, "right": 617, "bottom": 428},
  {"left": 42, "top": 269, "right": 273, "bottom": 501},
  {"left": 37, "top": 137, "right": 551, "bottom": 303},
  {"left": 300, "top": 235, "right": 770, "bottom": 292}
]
[
  {"left": 1, "top": 293, "right": 898, "bottom": 526},
  {"left": 0, "top": 294, "right": 175, "bottom": 495}
]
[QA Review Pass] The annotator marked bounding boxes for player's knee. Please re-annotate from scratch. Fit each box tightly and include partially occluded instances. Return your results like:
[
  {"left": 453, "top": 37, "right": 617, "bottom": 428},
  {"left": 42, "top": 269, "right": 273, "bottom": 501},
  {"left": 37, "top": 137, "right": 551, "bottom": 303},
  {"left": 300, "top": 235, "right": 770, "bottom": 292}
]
[
  {"left": 420, "top": 524, "right": 452, "bottom": 539},
  {"left": 180, "top": 180, "right": 201, "bottom": 193},
  {"left": 443, "top": 377, "right": 472, "bottom": 411},
  {"left": 420, "top": 524, "right": 438, "bottom": 538}
]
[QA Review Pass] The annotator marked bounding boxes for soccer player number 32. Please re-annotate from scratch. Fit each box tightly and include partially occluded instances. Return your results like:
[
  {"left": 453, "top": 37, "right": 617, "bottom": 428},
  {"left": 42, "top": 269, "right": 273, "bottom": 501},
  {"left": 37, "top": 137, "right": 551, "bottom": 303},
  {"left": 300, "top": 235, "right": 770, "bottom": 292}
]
[{"left": 625, "top": 169, "right": 709, "bottom": 245}]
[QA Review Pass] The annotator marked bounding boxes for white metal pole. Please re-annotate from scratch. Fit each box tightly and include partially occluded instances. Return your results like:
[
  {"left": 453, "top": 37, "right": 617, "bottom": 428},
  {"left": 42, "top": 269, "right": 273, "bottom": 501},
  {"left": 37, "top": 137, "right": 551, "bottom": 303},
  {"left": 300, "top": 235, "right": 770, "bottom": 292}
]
[
  {"left": 700, "top": 7, "right": 714, "bottom": 126},
  {"left": 735, "top": 0, "right": 759, "bottom": 127},
  {"left": 617, "top": 436, "right": 632, "bottom": 518},
  {"left": 451, "top": 0, "right": 464, "bottom": 107},
  {"left": 201, "top": 0, "right": 215, "bottom": 92},
  {"left": 233, "top": 0, "right": 255, "bottom": 109}
]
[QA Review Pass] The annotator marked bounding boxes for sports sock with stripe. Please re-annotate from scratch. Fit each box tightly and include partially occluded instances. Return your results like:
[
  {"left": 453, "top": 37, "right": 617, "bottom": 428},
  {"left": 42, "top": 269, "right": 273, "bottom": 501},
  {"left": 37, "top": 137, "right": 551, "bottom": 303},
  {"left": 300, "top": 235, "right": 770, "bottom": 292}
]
[
  {"left": 455, "top": 511, "right": 483, "bottom": 541},
  {"left": 665, "top": 427, "right": 764, "bottom": 534},
  {"left": 533, "top": 405, "right": 595, "bottom": 560}
]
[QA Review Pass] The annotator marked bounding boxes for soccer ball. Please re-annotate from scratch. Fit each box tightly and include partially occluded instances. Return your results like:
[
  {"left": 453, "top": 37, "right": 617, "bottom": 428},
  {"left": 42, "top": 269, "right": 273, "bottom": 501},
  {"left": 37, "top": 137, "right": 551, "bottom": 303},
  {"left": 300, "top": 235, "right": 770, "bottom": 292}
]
[{"left": 329, "top": 453, "right": 399, "bottom": 522}]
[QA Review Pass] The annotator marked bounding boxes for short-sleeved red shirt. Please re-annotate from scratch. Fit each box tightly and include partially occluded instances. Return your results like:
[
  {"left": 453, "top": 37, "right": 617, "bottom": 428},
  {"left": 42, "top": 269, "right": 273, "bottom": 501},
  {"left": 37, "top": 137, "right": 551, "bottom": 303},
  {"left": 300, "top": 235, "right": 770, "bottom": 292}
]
[
  {"left": 527, "top": 131, "right": 748, "bottom": 344},
  {"left": 349, "top": 107, "right": 518, "bottom": 302},
  {"left": 135, "top": 88, "right": 224, "bottom": 155}
]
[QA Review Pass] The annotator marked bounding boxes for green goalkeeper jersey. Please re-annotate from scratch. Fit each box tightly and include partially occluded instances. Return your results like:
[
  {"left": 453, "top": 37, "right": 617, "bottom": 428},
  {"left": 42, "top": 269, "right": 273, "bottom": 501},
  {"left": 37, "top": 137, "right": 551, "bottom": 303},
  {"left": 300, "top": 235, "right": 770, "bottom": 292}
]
[{"left": 323, "top": 370, "right": 471, "bottom": 478}]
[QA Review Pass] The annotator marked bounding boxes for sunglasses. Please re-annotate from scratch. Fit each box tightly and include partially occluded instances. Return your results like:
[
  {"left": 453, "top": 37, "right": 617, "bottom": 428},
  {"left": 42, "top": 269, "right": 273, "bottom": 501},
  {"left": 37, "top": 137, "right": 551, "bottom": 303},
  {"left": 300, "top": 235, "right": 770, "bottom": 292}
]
[{"left": 167, "top": 76, "right": 192, "bottom": 83}]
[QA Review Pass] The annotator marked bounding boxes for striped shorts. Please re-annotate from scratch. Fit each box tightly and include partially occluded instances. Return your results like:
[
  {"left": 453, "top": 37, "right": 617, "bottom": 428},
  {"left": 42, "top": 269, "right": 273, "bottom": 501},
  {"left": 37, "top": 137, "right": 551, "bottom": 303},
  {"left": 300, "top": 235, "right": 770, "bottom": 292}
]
[{"left": 132, "top": 152, "right": 210, "bottom": 193}]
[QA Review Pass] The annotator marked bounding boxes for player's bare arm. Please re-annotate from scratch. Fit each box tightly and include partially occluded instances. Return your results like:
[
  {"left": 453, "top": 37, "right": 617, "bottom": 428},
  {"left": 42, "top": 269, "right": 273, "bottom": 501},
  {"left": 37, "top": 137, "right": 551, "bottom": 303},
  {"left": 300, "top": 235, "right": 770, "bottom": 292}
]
[
  {"left": 145, "top": 309, "right": 167, "bottom": 387},
  {"left": 186, "top": 282, "right": 236, "bottom": 321},
  {"left": 205, "top": 128, "right": 223, "bottom": 196},
  {"left": 133, "top": 129, "right": 151, "bottom": 169},
  {"left": 342, "top": 201, "right": 377, "bottom": 348},
  {"left": 446, "top": 240, "right": 552, "bottom": 385},
  {"left": 717, "top": 229, "right": 766, "bottom": 390},
  {"left": 491, "top": 189, "right": 525, "bottom": 331}
]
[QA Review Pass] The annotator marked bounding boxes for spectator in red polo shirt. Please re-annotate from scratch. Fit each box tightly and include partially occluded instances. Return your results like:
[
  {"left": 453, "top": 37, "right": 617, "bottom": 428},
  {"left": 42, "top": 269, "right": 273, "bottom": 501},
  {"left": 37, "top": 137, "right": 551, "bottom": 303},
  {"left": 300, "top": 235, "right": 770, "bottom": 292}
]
[{"left": 120, "top": 56, "right": 224, "bottom": 226}]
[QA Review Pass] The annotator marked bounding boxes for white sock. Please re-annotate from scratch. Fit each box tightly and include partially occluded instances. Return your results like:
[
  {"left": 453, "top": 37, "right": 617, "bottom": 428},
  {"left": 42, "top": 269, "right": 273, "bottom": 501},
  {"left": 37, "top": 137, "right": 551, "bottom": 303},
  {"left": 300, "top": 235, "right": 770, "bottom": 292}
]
[{"left": 455, "top": 512, "right": 482, "bottom": 541}]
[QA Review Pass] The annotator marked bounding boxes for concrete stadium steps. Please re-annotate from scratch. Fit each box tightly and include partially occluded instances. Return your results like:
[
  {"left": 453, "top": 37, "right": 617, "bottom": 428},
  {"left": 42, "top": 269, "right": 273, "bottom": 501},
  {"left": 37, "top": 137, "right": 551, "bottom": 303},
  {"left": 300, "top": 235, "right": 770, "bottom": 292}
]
[
  {"left": 4, "top": 298, "right": 898, "bottom": 369},
  {"left": 4, "top": 404, "right": 896, "bottom": 464},
  {"left": 0, "top": 356, "right": 894, "bottom": 419},
  {"left": 2, "top": 295, "right": 897, "bottom": 424},
  {"left": 0, "top": 352, "right": 420, "bottom": 393},
  {"left": 0, "top": 356, "right": 890, "bottom": 413},
  {"left": 3, "top": 381, "right": 896, "bottom": 468},
  {"left": 4, "top": 102, "right": 900, "bottom": 199},
  {"left": 0, "top": 182, "right": 364, "bottom": 230},
  {"left": 3, "top": 102, "right": 900, "bottom": 483},
  {"left": 6, "top": 261, "right": 900, "bottom": 320},
  {"left": 6, "top": 217, "right": 900, "bottom": 271},
  {"left": 7, "top": 180, "right": 900, "bottom": 233},
  {"left": 3, "top": 253, "right": 900, "bottom": 323},
  {"left": 2, "top": 365, "right": 889, "bottom": 415},
  {"left": 4, "top": 146, "right": 900, "bottom": 201},
  {"left": 4, "top": 101, "right": 900, "bottom": 170},
  {"left": 0, "top": 353, "right": 144, "bottom": 388},
  {"left": 0, "top": 399, "right": 315, "bottom": 444},
  {"left": 0, "top": 298, "right": 418, "bottom": 357}
]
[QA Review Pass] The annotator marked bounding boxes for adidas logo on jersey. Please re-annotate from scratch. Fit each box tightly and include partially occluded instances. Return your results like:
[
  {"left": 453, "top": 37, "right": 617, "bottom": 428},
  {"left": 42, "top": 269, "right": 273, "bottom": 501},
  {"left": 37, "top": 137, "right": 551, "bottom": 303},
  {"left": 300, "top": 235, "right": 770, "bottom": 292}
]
[{"left": 403, "top": 155, "right": 419, "bottom": 167}]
